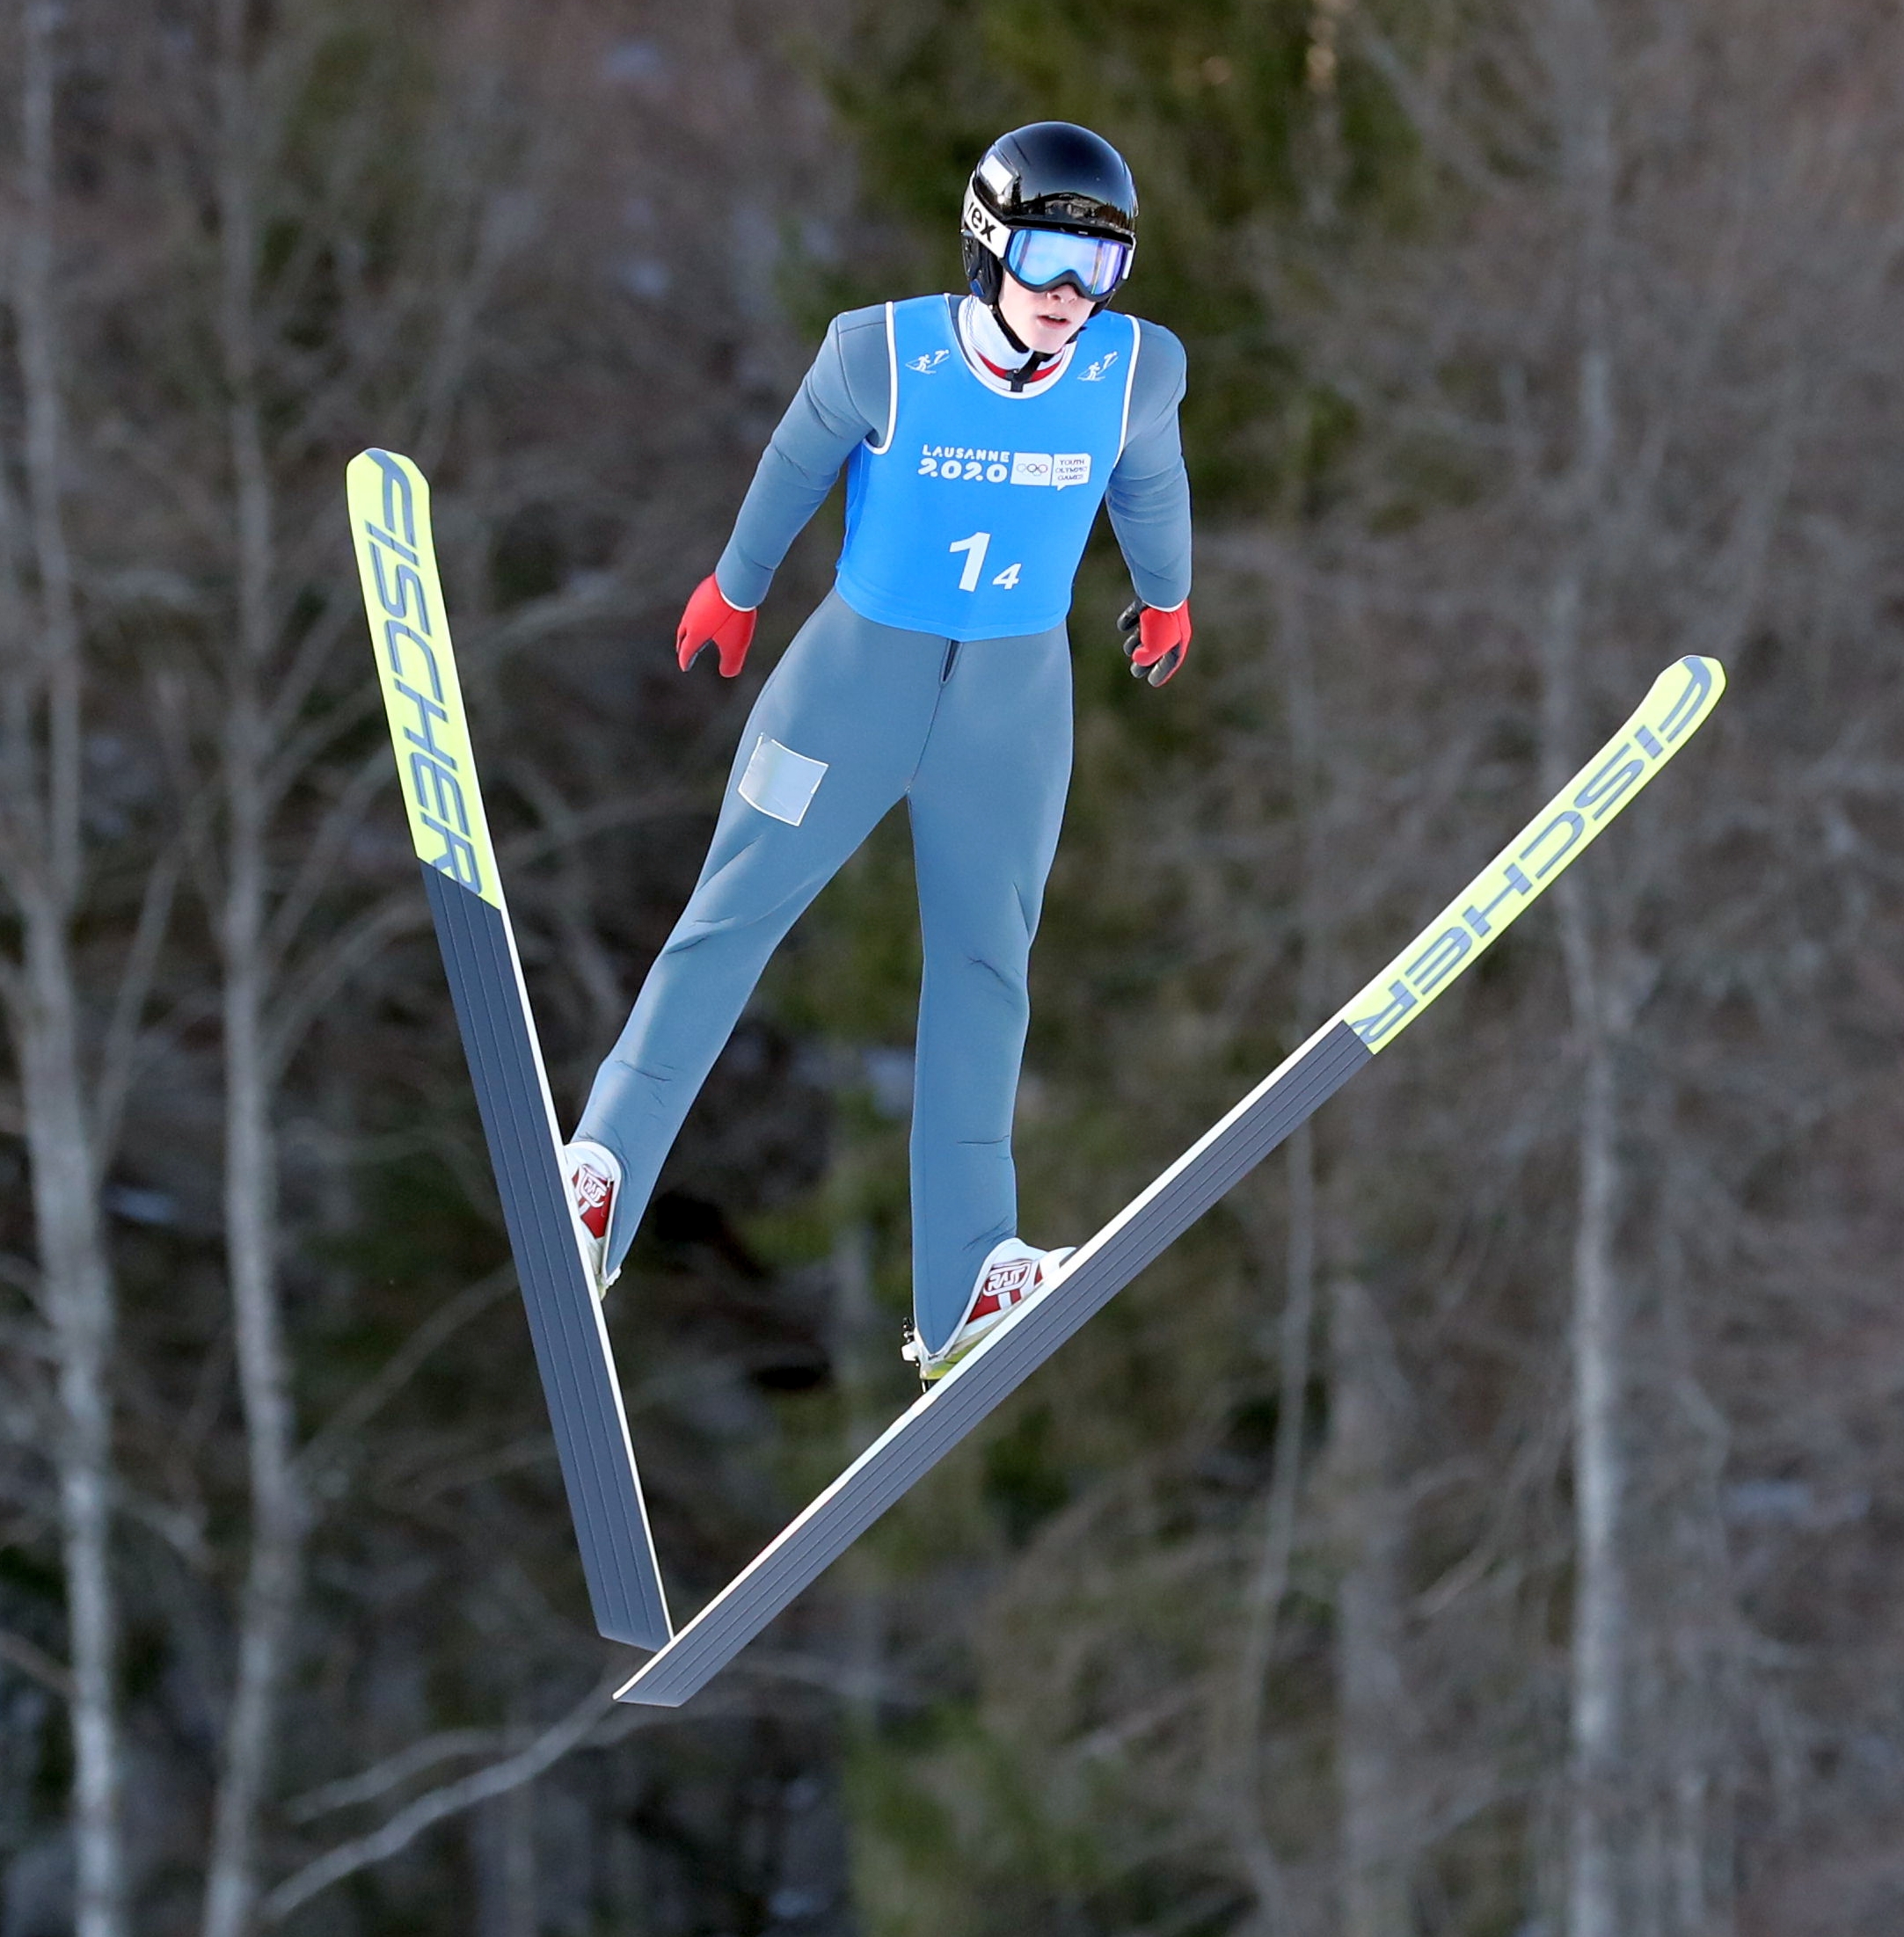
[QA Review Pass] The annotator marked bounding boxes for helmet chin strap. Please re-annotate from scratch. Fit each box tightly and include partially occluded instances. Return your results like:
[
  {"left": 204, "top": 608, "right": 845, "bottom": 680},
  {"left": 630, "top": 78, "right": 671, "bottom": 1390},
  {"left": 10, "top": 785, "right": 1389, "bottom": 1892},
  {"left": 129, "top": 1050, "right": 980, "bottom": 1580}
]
[
  {"left": 999, "top": 300, "right": 1069, "bottom": 391},
  {"left": 972, "top": 291, "right": 1073, "bottom": 393},
  {"left": 996, "top": 320, "right": 1052, "bottom": 394},
  {"left": 991, "top": 300, "right": 1032, "bottom": 355}
]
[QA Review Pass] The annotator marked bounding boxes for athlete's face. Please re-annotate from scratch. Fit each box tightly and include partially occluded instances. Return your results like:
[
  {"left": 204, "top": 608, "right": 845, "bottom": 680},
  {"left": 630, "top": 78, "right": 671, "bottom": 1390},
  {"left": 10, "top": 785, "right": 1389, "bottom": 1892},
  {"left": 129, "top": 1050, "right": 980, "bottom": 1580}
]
[{"left": 996, "top": 271, "right": 1092, "bottom": 354}]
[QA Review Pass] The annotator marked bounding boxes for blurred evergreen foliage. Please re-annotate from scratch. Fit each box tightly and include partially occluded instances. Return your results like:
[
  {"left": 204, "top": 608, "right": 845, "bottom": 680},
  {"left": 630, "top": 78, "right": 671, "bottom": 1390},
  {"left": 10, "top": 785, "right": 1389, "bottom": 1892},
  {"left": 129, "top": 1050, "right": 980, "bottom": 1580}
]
[
  {"left": 753, "top": 7, "right": 1432, "bottom": 1928},
  {"left": 7, "top": 1, "right": 1900, "bottom": 1928},
  {"left": 821, "top": 2, "right": 1425, "bottom": 506}
]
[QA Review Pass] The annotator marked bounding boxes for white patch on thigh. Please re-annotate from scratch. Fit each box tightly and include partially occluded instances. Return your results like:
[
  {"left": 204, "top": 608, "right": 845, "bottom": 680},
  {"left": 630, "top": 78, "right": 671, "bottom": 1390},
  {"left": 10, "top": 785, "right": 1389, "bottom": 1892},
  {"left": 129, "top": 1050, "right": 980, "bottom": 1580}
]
[{"left": 737, "top": 734, "right": 828, "bottom": 827}]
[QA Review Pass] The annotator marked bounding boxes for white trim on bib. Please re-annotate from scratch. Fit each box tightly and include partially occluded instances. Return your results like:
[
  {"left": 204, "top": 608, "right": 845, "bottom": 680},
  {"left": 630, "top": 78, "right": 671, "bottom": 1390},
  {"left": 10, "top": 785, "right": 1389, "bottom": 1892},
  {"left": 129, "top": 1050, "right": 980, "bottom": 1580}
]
[
  {"left": 869, "top": 302, "right": 899, "bottom": 456},
  {"left": 1119, "top": 317, "right": 1142, "bottom": 458}
]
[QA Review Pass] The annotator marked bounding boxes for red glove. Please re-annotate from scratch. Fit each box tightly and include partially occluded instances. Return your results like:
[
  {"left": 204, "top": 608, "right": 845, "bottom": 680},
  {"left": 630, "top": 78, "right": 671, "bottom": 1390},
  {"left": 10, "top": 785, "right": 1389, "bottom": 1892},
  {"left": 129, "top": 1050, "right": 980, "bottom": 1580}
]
[
  {"left": 1118, "top": 598, "right": 1193, "bottom": 687},
  {"left": 675, "top": 574, "right": 756, "bottom": 677}
]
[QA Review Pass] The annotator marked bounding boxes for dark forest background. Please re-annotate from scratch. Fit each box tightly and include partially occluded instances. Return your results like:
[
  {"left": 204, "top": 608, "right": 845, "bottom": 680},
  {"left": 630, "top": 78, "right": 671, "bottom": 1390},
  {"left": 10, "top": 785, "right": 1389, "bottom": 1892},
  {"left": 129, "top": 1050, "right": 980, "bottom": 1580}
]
[{"left": 4, "top": 2, "right": 1903, "bottom": 1933}]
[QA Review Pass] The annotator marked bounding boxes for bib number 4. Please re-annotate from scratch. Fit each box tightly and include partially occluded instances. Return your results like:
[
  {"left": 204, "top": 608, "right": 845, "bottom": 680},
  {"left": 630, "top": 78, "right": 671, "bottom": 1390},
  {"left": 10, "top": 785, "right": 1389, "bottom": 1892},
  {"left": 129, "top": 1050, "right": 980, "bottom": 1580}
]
[{"left": 949, "top": 531, "right": 1022, "bottom": 593}]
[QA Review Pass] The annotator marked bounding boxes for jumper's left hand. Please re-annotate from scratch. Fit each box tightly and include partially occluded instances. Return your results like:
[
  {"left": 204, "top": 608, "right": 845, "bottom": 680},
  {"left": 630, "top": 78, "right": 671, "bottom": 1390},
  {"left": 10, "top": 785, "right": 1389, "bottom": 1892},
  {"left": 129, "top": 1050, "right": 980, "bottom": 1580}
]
[
  {"left": 1118, "top": 598, "right": 1193, "bottom": 687},
  {"left": 676, "top": 574, "right": 757, "bottom": 678}
]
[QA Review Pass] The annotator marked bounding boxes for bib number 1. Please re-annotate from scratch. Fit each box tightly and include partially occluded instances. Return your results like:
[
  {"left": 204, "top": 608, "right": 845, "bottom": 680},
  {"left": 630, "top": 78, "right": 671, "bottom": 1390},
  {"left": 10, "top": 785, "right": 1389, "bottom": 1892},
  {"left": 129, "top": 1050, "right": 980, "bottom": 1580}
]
[{"left": 950, "top": 532, "right": 1022, "bottom": 593}]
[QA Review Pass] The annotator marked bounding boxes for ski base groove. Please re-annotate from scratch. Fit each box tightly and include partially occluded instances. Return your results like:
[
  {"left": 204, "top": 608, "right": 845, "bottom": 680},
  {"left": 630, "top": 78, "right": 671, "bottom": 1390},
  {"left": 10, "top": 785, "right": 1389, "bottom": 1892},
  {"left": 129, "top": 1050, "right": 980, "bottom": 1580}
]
[
  {"left": 424, "top": 870, "right": 672, "bottom": 1651},
  {"left": 348, "top": 446, "right": 672, "bottom": 1652},
  {"left": 616, "top": 653, "right": 1726, "bottom": 1705},
  {"left": 617, "top": 1021, "right": 1369, "bottom": 1705}
]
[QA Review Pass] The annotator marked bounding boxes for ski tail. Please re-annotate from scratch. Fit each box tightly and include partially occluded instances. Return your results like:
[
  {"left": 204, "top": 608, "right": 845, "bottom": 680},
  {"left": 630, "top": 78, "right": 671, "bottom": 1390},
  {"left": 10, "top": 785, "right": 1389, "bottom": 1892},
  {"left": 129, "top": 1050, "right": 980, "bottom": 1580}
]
[
  {"left": 347, "top": 448, "right": 672, "bottom": 1651},
  {"left": 614, "top": 655, "right": 1725, "bottom": 1707}
]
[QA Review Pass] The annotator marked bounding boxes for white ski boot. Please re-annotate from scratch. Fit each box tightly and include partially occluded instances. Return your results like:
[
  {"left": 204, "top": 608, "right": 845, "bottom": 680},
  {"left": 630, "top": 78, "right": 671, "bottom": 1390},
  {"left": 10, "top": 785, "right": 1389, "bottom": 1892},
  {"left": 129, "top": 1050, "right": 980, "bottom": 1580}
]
[
  {"left": 563, "top": 1140, "right": 622, "bottom": 1300},
  {"left": 903, "top": 1238, "right": 1075, "bottom": 1384}
]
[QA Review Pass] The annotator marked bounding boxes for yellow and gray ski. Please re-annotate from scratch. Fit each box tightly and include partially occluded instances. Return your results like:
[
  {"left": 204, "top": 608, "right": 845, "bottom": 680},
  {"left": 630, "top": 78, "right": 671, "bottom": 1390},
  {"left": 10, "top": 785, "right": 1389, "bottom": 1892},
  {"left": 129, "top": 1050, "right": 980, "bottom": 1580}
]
[
  {"left": 616, "top": 654, "right": 1725, "bottom": 1706},
  {"left": 347, "top": 448, "right": 672, "bottom": 1651}
]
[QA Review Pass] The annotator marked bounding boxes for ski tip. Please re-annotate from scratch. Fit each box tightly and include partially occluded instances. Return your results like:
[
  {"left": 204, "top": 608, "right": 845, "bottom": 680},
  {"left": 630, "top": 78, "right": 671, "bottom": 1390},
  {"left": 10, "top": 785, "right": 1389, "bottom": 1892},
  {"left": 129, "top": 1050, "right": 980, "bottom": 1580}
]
[
  {"left": 347, "top": 445, "right": 422, "bottom": 479},
  {"left": 1674, "top": 652, "right": 1725, "bottom": 695},
  {"left": 345, "top": 450, "right": 433, "bottom": 552},
  {"left": 1650, "top": 655, "right": 1726, "bottom": 746},
  {"left": 345, "top": 450, "right": 432, "bottom": 564}
]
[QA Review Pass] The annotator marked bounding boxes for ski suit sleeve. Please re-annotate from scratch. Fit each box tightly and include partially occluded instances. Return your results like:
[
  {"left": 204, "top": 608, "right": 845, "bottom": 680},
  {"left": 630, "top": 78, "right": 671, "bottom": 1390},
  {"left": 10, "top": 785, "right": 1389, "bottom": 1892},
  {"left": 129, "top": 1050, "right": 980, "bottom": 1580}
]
[
  {"left": 1105, "top": 322, "right": 1192, "bottom": 612},
  {"left": 713, "top": 306, "right": 891, "bottom": 611}
]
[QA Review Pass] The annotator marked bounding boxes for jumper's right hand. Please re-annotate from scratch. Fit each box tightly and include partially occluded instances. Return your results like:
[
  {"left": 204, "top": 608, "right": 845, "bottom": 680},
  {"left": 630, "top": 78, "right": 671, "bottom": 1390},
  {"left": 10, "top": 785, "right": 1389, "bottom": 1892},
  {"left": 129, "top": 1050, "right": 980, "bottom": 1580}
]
[{"left": 676, "top": 574, "right": 757, "bottom": 677}]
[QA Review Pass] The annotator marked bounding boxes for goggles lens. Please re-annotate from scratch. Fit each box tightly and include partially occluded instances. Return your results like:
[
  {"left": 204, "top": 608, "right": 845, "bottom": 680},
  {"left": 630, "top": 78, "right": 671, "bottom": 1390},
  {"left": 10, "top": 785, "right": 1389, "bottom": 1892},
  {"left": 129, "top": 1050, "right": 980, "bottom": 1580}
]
[{"left": 1003, "top": 226, "right": 1131, "bottom": 299}]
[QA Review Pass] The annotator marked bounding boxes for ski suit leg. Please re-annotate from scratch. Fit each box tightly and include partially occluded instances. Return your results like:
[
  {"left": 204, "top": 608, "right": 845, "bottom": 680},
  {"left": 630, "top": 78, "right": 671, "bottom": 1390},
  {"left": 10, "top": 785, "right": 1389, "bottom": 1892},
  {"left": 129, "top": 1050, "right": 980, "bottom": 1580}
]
[
  {"left": 906, "top": 624, "right": 1073, "bottom": 1354},
  {"left": 578, "top": 593, "right": 942, "bottom": 1270}
]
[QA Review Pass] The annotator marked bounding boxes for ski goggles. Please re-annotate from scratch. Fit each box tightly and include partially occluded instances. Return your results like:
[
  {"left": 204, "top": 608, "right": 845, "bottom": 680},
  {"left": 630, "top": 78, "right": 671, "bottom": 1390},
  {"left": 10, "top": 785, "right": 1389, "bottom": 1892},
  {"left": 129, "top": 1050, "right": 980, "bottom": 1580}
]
[{"left": 1001, "top": 225, "right": 1132, "bottom": 300}]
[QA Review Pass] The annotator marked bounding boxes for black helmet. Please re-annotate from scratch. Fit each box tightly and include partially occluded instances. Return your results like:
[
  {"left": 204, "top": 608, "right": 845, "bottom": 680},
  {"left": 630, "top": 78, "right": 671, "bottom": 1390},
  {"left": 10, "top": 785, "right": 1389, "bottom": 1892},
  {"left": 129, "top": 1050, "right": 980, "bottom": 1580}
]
[{"left": 960, "top": 122, "right": 1139, "bottom": 310}]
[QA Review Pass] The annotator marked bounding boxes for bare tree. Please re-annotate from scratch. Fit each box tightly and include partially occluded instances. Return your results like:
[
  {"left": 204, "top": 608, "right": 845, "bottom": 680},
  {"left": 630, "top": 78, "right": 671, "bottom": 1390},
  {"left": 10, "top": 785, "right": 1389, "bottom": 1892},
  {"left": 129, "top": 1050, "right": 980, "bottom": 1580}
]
[
  {"left": 0, "top": 7, "right": 131, "bottom": 1931},
  {"left": 1271, "top": 4, "right": 1904, "bottom": 1931},
  {"left": 1327, "top": 1263, "right": 1412, "bottom": 1937},
  {"left": 872, "top": 3, "right": 1904, "bottom": 1931},
  {"left": 197, "top": 3, "right": 313, "bottom": 1926},
  {"left": 1528, "top": 9, "right": 1630, "bottom": 1929},
  {"left": 192, "top": 8, "right": 630, "bottom": 1922}
]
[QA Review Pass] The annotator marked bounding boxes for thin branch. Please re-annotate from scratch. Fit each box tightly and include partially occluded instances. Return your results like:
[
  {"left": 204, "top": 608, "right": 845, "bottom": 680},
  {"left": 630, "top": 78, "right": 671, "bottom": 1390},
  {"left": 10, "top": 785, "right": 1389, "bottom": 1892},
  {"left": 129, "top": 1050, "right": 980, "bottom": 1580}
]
[
  {"left": 0, "top": 1626, "right": 76, "bottom": 1701},
  {"left": 259, "top": 739, "right": 404, "bottom": 972},
  {"left": 260, "top": 1670, "right": 684, "bottom": 1924},
  {"left": 262, "top": 892, "right": 428, "bottom": 1085},
  {"left": 295, "top": 1264, "right": 514, "bottom": 1486},
  {"left": 283, "top": 1728, "right": 519, "bottom": 1824},
  {"left": 91, "top": 841, "right": 182, "bottom": 1175},
  {"left": 258, "top": 675, "right": 383, "bottom": 826},
  {"left": 256, "top": 582, "right": 358, "bottom": 752}
]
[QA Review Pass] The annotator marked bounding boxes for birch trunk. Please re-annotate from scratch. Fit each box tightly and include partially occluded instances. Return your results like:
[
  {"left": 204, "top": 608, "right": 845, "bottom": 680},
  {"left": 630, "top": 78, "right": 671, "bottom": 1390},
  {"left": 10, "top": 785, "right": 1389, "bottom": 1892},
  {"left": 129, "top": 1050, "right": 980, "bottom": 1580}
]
[
  {"left": 6, "top": 5, "right": 128, "bottom": 1931},
  {"left": 1330, "top": 1270, "right": 1412, "bottom": 1937},
  {"left": 1544, "top": 509, "right": 1629, "bottom": 1937},
  {"left": 1273, "top": 560, "right": 1415, "bottom": 1936},
  {"left": 1544, "top": 519, "right": 1627, "bottom": 1937},
  {"left": 1534, "top": 4, "right": 1630, "bottom": 1928},
  {"left": 828, "top": 1212, "right": 887, "bottom": 1724},
  {"left": 1219, "top": 564, "right": 1348, "bottom": 1931},
  {"left": 18, "top": 921, "right": 126, "bottom": 1937},
  {"left": 472, "top": 1779, "right": 538, "bottom": 1937},
  {"left": 200, "top": 6, "right": 307, "bottom": 1931},
  {"left": 1225, "top": 1125, "right": 1312, "bottom": 1936},
  {"left": 1554, "top": 842, "right": 1624, "bottom": 1937}
]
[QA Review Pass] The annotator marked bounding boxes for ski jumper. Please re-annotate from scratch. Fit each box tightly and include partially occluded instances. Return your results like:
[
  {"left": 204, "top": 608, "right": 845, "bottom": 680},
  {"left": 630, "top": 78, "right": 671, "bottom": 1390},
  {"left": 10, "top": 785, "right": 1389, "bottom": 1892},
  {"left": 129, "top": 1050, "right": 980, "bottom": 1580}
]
[{"left": 580, "top": 295, "right": 1192, "bottom": 1353}]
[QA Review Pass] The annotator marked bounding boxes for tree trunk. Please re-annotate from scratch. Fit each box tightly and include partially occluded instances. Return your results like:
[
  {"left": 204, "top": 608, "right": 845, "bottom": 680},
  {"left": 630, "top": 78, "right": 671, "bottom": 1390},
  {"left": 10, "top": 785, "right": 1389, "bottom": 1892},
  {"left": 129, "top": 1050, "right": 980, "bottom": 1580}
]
[
  {"left": 1558, "top": 894, "right": 1624, "bottom": 1937},
  {"left": 10, "top": 5, "right": 128, "bottom": 1930},
  {"left": 1544, "top": 564, "right": 1629, "bottom": 1937},
  {"left": 19, "top": 917, "right": 127, "bottom": 1937},
  {"left": 472, "top": 1780, "right": 539, "bottom": 1937},
  {"left": 1218, "top": 564, "right": 1348, "bottom": 1933},
  {"left": 1225, "top": 1128, "right": 1314, "bottom": 1936},
  {"left": 1536, "top": 2, "right": 1630, "bottom": 1927},
  {"left": 200, "top": 6, "right": 307, "bottom": 1931},
  {"left": 201, "top": 868, "right": 304, "bottom": 1937},
  {"left": 828, "top": 1212, "right": 887, "bottom": 1724},
  {"left": 1330, "top": 1270, "right": 1412, "bottom": 1937}
]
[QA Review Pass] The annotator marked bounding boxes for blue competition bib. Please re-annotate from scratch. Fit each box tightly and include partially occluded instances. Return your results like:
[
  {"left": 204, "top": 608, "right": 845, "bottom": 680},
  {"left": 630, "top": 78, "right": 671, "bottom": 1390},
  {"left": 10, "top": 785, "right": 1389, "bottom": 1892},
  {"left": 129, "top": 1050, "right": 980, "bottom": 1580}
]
[{"left": 835, "top": 295, "right": 1139, "bottom": 641}]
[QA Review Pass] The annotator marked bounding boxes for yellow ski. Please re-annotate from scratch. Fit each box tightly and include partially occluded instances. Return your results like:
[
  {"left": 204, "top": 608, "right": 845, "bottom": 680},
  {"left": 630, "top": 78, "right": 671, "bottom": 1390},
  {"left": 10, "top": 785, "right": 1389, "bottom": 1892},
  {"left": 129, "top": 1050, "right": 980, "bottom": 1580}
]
[
  {"left": 347, "top": 448, "right": 672, "bottom": 1652},
  {"left": 616, "top": 655, "right": 1725, "bottom": 1706}
]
